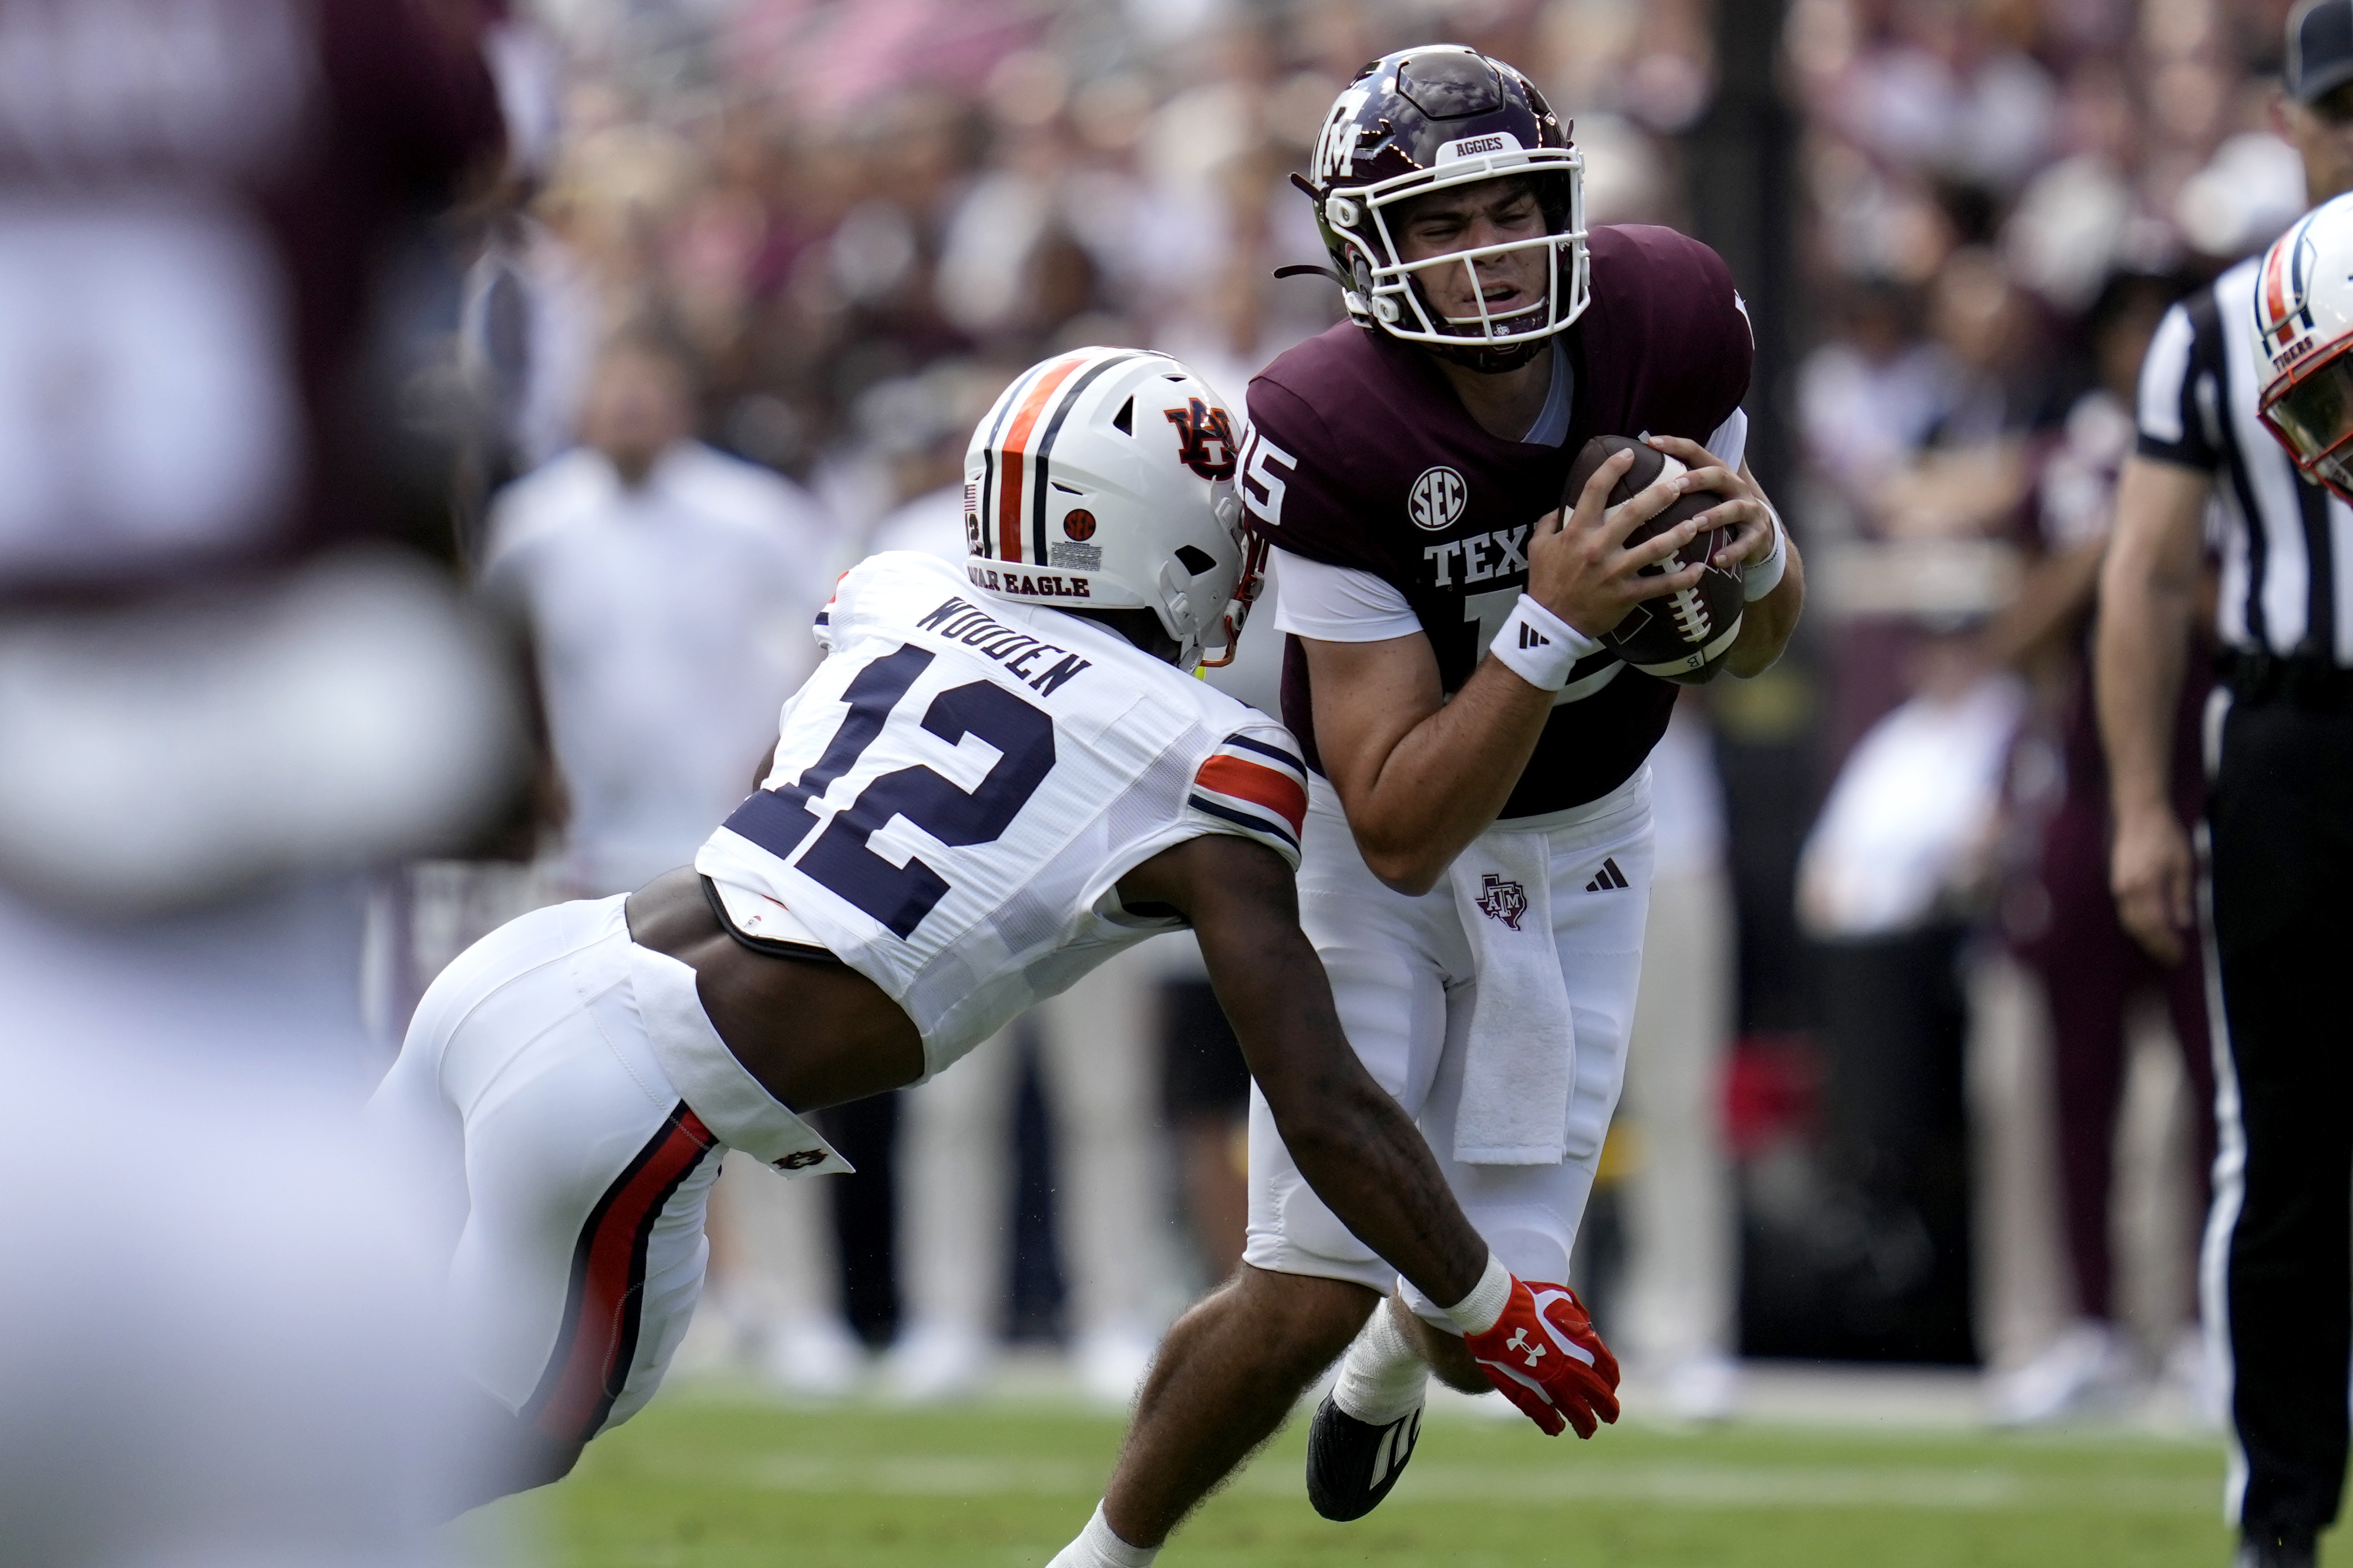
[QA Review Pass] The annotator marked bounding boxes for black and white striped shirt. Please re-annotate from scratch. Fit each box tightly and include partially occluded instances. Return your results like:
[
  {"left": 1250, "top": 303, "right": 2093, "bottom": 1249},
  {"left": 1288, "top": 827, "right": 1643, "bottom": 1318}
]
[{"left": 2138, "top": 254, "right": 2353, "bottom": 664}]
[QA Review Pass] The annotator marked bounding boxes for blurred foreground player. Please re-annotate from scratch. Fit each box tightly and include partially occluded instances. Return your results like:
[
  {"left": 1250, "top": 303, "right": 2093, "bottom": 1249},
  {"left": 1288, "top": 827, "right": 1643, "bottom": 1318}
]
[
  {"left": 2102, "top": 27, "right": 2353, "bottom": 1553},
  {"left": 373, "top": 349, "right": 1630, "bottom": 1509},
  {"left": 1046, "top": 48, "right": 1804, "bottom": 1565},
  {"left": 0, "top": 2, "right": 522, "bottom": 1563}
]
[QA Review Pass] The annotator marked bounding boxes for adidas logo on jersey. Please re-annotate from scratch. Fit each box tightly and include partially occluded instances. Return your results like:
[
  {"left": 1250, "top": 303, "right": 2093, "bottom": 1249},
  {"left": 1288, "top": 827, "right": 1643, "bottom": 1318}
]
[{"left": 1584, "top": 858, "right": 1629, "bottom": 892}]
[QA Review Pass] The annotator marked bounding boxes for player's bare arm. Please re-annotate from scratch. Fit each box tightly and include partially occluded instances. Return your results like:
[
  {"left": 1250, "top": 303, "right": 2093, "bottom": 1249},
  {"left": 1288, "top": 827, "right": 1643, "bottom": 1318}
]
[
  {"left": 2095, "top": 455, "right": 2211, "bottom": 965},
  {"left": 632, "top": 830, "right": 1487, "bottom": 1307},
  {"left": 1640, "top": 434, "right": 1806, "bottom": 677},
  {"left": 1308, "top": 450, "right": 1704, "bottom": 895},
  {"left": 625, "top": 868, "right": 925, "bottom": 1110},
  {"left": 1117, "top": 835, "right": 1488, "bottom": 1303}
]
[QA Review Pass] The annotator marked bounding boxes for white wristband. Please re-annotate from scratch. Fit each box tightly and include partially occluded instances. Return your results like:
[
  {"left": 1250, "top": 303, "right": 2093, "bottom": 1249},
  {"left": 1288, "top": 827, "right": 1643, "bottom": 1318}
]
[
  {"left": 1443, "top": 1252, "right": 1514, "bottom": 1337},
  {"left": 1489, "top": 595, "right": 1600, "bottom": 692},
  {"left": 1742, "top": 514, "right": 1787, "bottom": 602}
]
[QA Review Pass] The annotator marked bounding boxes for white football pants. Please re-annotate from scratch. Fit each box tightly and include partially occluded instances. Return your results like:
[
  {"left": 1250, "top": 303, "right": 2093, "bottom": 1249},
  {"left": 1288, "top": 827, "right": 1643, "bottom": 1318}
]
[
  {"left": 1244, "top": 772, "right": 1654, "bottom": 1324},
  {"left": 368, "top": 895, "right": 844, "bottom": 1446}
]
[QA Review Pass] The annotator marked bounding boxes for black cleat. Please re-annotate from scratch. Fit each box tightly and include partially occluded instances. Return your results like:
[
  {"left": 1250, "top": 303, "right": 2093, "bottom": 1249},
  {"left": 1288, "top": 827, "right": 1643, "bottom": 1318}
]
[
  {"left": 1304, "top": 1393, "right": 1423, "bottom": 1522},
  {"left": 2231, "top": 1528, "right": 2317, "bottom": 1568}
]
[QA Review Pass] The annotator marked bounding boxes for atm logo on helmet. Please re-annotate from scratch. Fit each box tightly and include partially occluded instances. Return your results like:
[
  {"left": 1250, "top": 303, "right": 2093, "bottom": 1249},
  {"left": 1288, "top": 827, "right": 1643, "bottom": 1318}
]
[{"left": 1166, "top": 398, "right": 1240, "bottom": 481}]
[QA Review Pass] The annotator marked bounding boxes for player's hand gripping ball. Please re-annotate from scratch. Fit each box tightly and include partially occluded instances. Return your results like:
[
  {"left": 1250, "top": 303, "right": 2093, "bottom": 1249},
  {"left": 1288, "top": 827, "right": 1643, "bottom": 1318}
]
[
  {"left": 1464, "top": 1277, "right": 1622, "bottom": 1438},
  {"left": 1565, "top": 434, "right": 1746, "bottom": 685}
]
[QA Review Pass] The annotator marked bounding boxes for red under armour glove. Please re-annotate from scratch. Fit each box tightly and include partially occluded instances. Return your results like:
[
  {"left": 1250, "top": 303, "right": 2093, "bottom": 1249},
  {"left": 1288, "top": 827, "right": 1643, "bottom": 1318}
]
[{"left": 1462, "top": 1278, "right": 1621, "bottom": 1438}]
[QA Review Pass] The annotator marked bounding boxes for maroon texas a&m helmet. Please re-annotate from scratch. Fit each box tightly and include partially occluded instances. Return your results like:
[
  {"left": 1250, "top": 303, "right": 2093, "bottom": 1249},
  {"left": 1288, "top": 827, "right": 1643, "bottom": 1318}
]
[{"left": 1293, "top": 45, "right": 1587, "bottom": 373}]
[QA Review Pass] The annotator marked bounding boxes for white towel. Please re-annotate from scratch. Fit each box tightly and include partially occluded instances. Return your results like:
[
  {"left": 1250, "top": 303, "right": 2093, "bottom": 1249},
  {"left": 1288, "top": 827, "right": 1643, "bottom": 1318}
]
[{"left": 1448, "top": 831, "right": 1574, "bottom": 1165}]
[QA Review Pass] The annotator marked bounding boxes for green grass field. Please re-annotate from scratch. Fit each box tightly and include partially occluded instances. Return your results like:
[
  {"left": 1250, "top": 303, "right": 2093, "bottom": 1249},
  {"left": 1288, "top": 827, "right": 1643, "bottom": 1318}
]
[{"left": 469, "top": 1384, "right": 2284, "bottom": 1568}]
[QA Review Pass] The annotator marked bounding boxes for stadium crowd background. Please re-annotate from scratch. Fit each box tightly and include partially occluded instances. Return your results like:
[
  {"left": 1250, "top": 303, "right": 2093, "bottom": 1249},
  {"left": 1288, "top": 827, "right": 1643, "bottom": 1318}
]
[{"left": 384, "top": 0, "right": 2312, "bottom": 1425}]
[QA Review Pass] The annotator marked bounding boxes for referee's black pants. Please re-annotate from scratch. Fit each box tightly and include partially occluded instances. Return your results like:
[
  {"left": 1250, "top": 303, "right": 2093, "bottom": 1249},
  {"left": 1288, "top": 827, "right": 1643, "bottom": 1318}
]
[{"left": 2207, "top": 691, "right": 2353, "bottom": 1535}]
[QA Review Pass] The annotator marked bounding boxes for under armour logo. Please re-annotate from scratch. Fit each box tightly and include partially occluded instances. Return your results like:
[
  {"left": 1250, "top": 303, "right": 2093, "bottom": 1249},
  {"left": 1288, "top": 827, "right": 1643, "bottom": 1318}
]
[
  {"left": 1518, "top": 622, "right": 1549, "bottom": 649},
  {"left": 1584, "top": 858, "right": 1629, "bottom": 893},
  {"left": 1475, "top": 872, "right": 1527, "bottom": 930},
  {"left": 1506, "top": 1327, "right": 1546, "bottom": 1368},
  {"left": 773, "top": 1149, "right": 827, "bottom": 1172}
]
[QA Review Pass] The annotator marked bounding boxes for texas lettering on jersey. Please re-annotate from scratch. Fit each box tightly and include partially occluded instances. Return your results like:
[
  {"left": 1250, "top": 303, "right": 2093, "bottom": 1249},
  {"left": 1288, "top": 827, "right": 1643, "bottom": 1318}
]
[{"left": 1241, "top": 224, "right": 1753, "bottom": 820}]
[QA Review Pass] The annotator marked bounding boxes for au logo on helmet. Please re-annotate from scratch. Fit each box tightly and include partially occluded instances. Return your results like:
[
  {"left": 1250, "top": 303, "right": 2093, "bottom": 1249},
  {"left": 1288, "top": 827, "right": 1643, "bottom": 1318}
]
[
  {"left": 1166, "top": 398, "right": 1239, "bottom": 481},
  {"left": 1475, "top": 872, "right": 1527, "bottom": 930}
]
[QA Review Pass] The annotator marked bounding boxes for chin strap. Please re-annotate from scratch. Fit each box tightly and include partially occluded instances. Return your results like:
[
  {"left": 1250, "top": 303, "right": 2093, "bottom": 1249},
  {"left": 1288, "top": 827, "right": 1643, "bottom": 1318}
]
[{"left": 1196, "top": 534, "right": 1271, "bottom": 670}]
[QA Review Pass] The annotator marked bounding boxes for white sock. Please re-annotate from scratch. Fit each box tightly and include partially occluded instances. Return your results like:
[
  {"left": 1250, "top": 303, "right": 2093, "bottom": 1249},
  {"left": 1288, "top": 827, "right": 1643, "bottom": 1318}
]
[
  {"left": 1332, "top": 1300, "right": 1430, "bottom": 1425},
  {"left": 1045, "top": 1502, "right": 1158, "bottom": 1568}
]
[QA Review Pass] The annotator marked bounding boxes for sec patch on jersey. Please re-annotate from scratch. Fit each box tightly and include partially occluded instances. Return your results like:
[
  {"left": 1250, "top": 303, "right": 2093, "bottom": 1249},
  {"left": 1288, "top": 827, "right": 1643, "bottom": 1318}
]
[{"left": 1565, "top": 434, "right": 1743, "bottom": 685}]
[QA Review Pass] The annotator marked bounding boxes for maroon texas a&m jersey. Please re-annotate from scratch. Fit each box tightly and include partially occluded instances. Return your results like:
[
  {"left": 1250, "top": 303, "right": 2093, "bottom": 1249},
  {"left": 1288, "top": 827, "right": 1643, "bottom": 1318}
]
[{"left": 1241, "top": 224, "right": 1752, "bottom": 819}]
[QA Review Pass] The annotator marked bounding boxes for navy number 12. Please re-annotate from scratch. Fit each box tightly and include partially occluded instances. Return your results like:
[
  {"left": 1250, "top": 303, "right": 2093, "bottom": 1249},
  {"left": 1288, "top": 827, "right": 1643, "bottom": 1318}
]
[{"left": 722, "top": 643, "right": 1056, "bottom": 937}]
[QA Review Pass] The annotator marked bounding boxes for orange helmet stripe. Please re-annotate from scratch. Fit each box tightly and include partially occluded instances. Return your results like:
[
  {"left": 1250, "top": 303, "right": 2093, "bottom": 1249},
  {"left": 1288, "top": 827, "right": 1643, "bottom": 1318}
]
[{"left": 994, "top": 355, "right": 1086, "bottom": 563}]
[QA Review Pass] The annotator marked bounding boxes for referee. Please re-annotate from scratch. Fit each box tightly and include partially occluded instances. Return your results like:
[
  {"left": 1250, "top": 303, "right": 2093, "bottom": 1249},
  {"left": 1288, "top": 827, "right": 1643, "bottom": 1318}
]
[{"left": 2100, "top": 8, "right": 2353, "bottom": 1564}]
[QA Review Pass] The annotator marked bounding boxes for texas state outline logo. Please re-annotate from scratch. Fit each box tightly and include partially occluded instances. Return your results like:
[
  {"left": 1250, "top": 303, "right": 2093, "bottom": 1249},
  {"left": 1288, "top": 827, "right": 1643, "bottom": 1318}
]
[{"left": 1475, "top": 872, "right": 1527, "bottom": 930}]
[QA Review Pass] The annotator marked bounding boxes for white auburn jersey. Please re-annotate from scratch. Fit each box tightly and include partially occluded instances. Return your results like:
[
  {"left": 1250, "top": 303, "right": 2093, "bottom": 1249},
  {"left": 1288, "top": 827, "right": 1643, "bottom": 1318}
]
[{"left": 695, "top": 551, "right": 1308, "bottom": 1076}]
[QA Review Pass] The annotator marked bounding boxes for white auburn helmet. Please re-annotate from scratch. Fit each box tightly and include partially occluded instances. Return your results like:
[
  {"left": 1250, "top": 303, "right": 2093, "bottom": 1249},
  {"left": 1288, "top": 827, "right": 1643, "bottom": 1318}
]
[
  {"left": 2257, "top": 193, "right": 2353, "bottom": 500},
  {"left": 961, "top": 347, "right": 1263, "bottom": 668}
]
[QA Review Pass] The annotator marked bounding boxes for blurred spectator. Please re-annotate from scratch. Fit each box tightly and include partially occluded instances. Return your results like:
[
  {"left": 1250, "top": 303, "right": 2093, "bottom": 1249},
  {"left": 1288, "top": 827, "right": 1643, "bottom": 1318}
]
[
  {"left": 696, "top": 1145, "right": 867, "bottom": 1398},
  {"left": 888, "top": 952, "right": 1173, "bottom": 1404},
  {"left": 859, "top": 359, "right": 1017, "bottom": 554},
  {"left": 456, "top": 203, "right": 599, "bottom": 534},
  {"left": 480, "top": 331, "right": 840, "bottom": 898},
  {"left": 1616, "top": 694, "right": 1742, "bottom": 1416},
  {"left": 1780, "top": 0, "right": 2294, "bottom": 1382},
  {"left": 1796, "top": 634, "right": 2025, "bottom": 1361},
  {"left": 1988, "top": 271, "right": 2216, "bottom": 1425},
  {"left": 0, "top": 0, "right": 523, "bottom": 1557},
  {"left": 1156, "top": 963, "right": 1254, "bottom": 1289}
]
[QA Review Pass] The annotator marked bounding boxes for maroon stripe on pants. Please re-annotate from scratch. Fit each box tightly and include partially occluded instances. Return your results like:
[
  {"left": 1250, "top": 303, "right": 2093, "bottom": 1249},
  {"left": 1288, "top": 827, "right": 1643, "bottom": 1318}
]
[{"left": 521, "top": 1104, "right": 715, "bottom": 1445}]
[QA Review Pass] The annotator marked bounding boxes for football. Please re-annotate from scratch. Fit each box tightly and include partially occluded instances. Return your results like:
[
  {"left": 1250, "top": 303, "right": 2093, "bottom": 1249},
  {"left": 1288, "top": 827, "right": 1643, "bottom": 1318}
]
[{"left": 1563, "top": 434, "right": 1745, "bottom": 685}]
